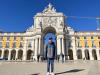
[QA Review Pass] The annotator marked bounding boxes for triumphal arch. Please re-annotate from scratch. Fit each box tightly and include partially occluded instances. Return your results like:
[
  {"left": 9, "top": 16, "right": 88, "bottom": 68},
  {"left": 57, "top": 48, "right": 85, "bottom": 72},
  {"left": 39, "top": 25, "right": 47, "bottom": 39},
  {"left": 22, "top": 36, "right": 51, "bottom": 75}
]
[{"left": 25, "top": 3, "right": 76, "bottom": 60}]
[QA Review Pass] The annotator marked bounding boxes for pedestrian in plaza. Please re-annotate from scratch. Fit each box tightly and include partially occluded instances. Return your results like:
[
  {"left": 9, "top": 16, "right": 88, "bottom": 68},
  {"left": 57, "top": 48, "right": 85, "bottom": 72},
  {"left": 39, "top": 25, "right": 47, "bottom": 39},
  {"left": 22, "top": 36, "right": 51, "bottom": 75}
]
[
  {"left": 44, "top": 37, "right": 56, "bottom": 75},
  {"left": 37, "top": 55, "right": 40, "bottom": 62},
  {"left": 62, "top": 53, "right": 64, "bottom": 63},
  {"left": 57, "top": 55, "right": 60, "bottom": 63}
]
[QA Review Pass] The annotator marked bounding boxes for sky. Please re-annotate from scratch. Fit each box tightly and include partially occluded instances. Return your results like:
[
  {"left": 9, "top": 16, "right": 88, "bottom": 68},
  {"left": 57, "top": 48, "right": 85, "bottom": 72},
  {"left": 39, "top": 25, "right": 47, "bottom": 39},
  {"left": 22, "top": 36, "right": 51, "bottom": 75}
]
[{"left": 0, "top": 0, "right": 100, "bottom": 32}]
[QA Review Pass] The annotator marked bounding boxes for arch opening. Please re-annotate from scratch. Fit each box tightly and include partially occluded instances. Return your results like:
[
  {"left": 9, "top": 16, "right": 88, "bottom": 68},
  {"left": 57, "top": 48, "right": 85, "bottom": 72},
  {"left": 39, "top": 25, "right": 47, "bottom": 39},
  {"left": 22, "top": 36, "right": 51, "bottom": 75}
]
[
  {"left": 42, "top": 27, "right": 57, "bottom": 59},
  {"left": 84, "top": 50, "right": 90, "bottom": 60},
  {"left": 77, "top": 50, "right": 82, "bottom": 59},
  {"left": 92, "top": 49, "right": 97, "bottom": 60},
  {"left": 42, "top": 27, "right": 56, "bottom": 36},
  {"left": 27, "top": 50, "right": 33, "bottom": 60},
  {"left": 11, "top": 50, "right": 16, "bottom": 60},
  {"left": 4, "top": 50, "right": 9, "bottom": 60},
  {"left": 18, "top": 50, "right": 23, "bottom": 60},
  {"left": 68, "top": 49, "right": 73, "bottom": 60}
]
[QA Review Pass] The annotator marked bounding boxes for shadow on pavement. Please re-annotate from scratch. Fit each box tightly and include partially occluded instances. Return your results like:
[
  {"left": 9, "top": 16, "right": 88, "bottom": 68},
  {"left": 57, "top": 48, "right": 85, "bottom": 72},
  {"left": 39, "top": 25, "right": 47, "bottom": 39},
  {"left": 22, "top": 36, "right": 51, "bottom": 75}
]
[
  {"left": 30, "top": 73, "right": 40, "bottom": 75},
  {"left": 55, "top": 69, "right": 85, "bottom": 75}
]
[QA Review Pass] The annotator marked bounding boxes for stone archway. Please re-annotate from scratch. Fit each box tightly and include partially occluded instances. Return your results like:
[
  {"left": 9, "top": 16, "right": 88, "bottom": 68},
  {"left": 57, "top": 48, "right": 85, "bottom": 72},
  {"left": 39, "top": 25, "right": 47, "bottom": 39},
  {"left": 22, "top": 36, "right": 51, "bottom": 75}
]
[
  {"left": 68, "top": 49, "right": 73, "bottom": 60},
  {"left": 0, "top": 50, "right": 2, "bottom": 57},
  {"left": 92, "top": 49, "right": 97, "bottom": 60},
  {"left": 84, "top": 49, "right": 90, "bottom": 60},
  {"left": 27, "top": 50, "right": 33, "bottom": 60},
  {"left": 30, "top": 4, "right": 67, "bottom": 61},
  {"left": 4, "top": 50, "right": 9, "bottom": 60},
  {"left": 42, "top": 27, "right": 57, "bottom": 57},
  {"left": 11, "top": 50, "right": 16, "bottom": 60},
  {"left": 18, "top": 50, "right": 23, "bottom": 60},
  {"left": 77, "top": 50, "right": 82, "bottom": 59}
]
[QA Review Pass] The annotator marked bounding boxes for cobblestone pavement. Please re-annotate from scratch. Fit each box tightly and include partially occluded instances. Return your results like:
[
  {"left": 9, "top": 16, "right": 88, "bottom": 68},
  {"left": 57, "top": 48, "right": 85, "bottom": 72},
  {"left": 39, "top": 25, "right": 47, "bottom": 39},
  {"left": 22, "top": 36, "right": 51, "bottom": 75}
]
[{"left": 0, "top": 60, "right": 100, "bottom": 75}]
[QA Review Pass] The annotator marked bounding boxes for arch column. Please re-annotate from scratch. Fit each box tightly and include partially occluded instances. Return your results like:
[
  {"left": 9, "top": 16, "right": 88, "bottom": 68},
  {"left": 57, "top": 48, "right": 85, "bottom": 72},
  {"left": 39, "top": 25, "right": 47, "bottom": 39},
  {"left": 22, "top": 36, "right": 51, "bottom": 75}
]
[
  {"left": 23, "top": 38, "right": 27, "bottom": 60},
  {"left": 8, "top": 50, "right": 11, "bottom": 60},
  {"left": 57, "top": 37, "right": 61, "bottom": 55},
  {"left": 32, "top": 39, "right": 35, "bottom": 56},
  {"left": 32, "top": 39, "right": 34, "bottom": 52},
  {"left": 61, "top": 38, "right": 65, "bottom": 55},
  {"left": 65, "top": 38, "right": 69, "bottom": 60},
  {"left": 38, "top": 37, "right": 41, "bottom": 55},
  {"left": 96, "top": 49, "right": 100, "bottom": 60},
  {"left": 41, "top": 37, "right": 44, "bottom": 56},
  {"left": 57, "top": 35, "right": 65, "bottom": 61},
  {"left": 61, "top": 37, "right": 66, "bottom": 61},
  {"left": 89, "top": 49, "right": 93, "bottom": 60},
  {"left": 1, "top": 49, "right": 4, "bottom": 58},
  {"left": 33, "top": 39, "right": 35, "bottom": 55},
  {"left": 57, "top": 36, "right": 62, "bottom": 61},
  {"left": 82, "top": 49, "right": 85, "bottom": 59},
  {"left": 34, "top": 38, "right": 38, "bottom": 60},
  {"left": 72, "top": 36, "right": 77, "bottom": 60},
  {"left": 15, "top": 50, "right": 18, "bottom": 60}
]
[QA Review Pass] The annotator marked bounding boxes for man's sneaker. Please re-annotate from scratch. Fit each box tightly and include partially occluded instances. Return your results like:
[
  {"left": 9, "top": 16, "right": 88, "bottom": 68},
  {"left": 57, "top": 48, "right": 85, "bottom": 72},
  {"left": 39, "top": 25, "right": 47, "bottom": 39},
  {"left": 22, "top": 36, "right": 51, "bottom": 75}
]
[
  {"left": 47, "top": 72, "right": 50, "bottom": 75},
  {"left": 51, "top": 72, "right": 54, "bottom": 75}
]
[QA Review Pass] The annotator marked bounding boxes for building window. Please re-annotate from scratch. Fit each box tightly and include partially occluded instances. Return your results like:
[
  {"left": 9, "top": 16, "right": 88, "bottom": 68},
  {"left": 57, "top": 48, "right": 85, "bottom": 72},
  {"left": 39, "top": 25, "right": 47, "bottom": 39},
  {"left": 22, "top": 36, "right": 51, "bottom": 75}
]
[
  {"left": 92, "top": 41, "right": 96, "bottom": 48},
  {"left": 14, "top": 37, "right": 16, "bottom": 40},
  {"left": 7, "top": 37, "right": 10, "bottom": 41},
  {"left": 28, "top": 42, "right": 32, "bottom": 48},
  {"left": 98, "top": 36, "right": 100, "bottom": 39},
  {"left": 13, "top": 42, "right": 16, "bottom": 48},
  {"left": 77, "top": 42, "right": 80, "bottom": 47},
  {"left": 79, "top": 42, "right": 82, "bottom": 48},
  {"left": 84, "top": 36, "right": 86, "bottom": 39},
  {"left": 6, "top": 42, "right": 9, "bottom": 48},
  {"left": 20, "top": 42, "right": 23, "bottom": 48},
  {"left": 0, "top": 37, "right": 3, "bottom": 41},
  {"left": 77, "top": 36, "right": 79, "bottom": 39},
  {"left": 20, "top": 37, "right": 23, "bottom": 40},
  {"left": 68, "top": 42, "right": 72, "bottom": 47},
  {"left": 99, "top": 41, "right": 100, "bottom": 47},
  {"left": 85, "top": 41, "right": 88, "bottom": 48},
  {"left": 91, "top": 36, "right": 93, "bottom": 39},
  {"left": 0, "top": 42, "right": 2, "bottom": 48}
]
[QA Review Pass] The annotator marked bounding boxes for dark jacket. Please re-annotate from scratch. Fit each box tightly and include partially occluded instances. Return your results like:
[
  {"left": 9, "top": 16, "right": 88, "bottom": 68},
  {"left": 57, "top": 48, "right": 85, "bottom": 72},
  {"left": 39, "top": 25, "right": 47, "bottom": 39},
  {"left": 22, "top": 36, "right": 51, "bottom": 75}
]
[{"left": 44, "top": 42, "right": 56, "bottom": 59}]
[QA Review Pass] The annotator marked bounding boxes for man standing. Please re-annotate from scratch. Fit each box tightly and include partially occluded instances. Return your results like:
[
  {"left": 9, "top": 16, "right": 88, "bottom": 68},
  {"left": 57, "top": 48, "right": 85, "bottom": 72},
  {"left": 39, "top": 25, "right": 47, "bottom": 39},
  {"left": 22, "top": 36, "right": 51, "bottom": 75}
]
[{"left": 44, "top": 37, "right": 56, "bottom": 75}]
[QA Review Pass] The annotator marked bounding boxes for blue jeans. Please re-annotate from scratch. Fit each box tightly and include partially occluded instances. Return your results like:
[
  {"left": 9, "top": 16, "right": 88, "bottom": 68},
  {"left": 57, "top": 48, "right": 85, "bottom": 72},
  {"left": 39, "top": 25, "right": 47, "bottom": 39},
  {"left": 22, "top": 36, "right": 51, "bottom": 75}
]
[{"left": 47, "top": 58, "right": 54, "bottom": 72}]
